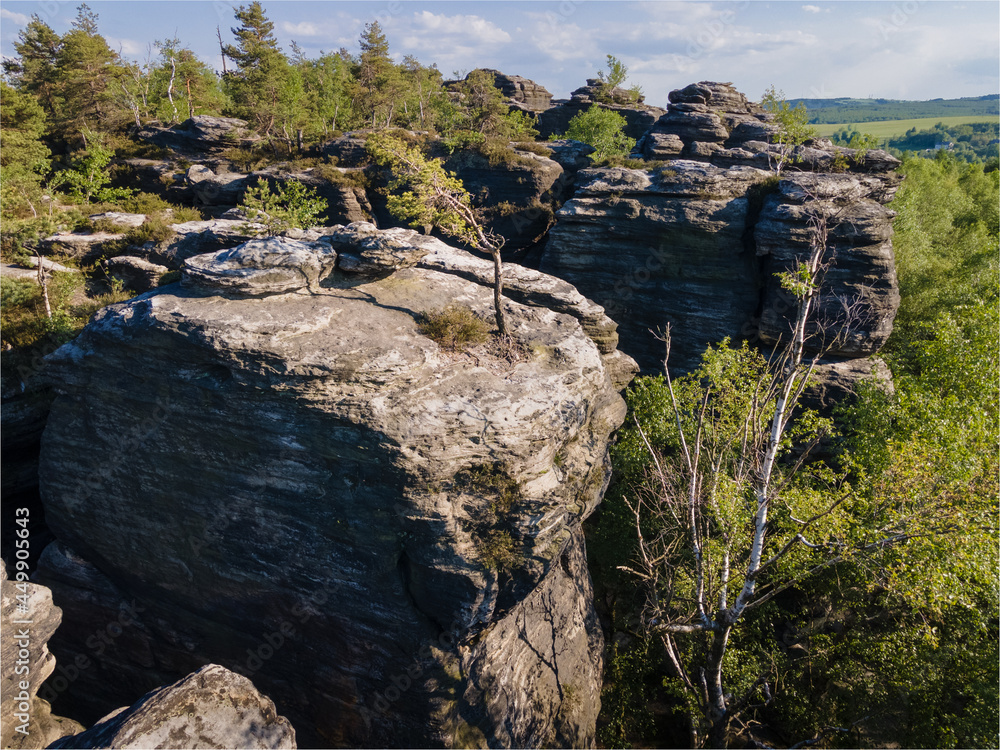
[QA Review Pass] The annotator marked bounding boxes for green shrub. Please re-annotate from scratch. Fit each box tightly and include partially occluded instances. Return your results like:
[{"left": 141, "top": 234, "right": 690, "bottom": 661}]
[
  {"left": 124, "top": 216, "right": 176, "bottom": 246},
  {"left": 417, "top": 306, "right": 490, "bottom": 351},
  {"left": 513, "top": 141, "right": 553, "bottom": 157},
  {"left": 564, "top": 106, "right": 636, "bottom": 160},
  {"left": 120, "top": 192, "right": 175, "bottom": 215},
  {"left": 50, "top": 139, "right": 134, "bottom": 205},
  {"left": 0, "top": 277, "right": 39, "bottom": 312},
  {"left": 238, "top": 177, "right": 328, "bottom": 236}
]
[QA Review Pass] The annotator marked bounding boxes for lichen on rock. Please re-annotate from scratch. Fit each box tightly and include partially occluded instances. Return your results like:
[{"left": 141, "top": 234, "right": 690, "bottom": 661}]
[{"left": 36, "top": 224, "right": 634, "bottom": 748}]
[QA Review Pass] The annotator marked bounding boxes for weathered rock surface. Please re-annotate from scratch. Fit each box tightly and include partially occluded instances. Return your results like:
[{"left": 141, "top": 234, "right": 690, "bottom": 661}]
[
  {"left": 137, "top": 116, "right": 258, "bottom": 154},
  {"left": 0, "top": 561, "right": 84, "bottom": 749},
  {"left": 540, "top": 160, "right": 900, "bottom": 376},
  {"left": 479, "top": 69, "right": 554, "bottom": 113},
  {"left": 49, "top": 664, "right": 295, "bottom": 749},
  {"left": 106, "top": 256, "right": 170, "bottom": 293},
  {"left": 537, "top": 79, "right": 667, "bottom": 142},
  {"left": 150, "top": 219, "right": 262, "bottom": 268},
  {"left": 445, "top": 148, "right": 568, "bottom": 254},
  {"left": 36, "top": 226, "right": 634, "bottom": 748},
  {"left": 183, "top": 236, "right": 337, "bottom": 295},
  {"left": 540, "top": 82, "right": 902, "bottom": 389},
  {"left": 638, "top": 81, "right": 901, "bottom": 173},
  {"left": 1, "top": 258, "right": 79, "bottom": 282},
  {"left": 88, "top": 212, "right": 147, "bottom": 229},
  {"left": 38, "top": 231, "right": 125, "bottom": 265},
  {"left": 755, "top": 172, "right": 900, "bottom": 357}
]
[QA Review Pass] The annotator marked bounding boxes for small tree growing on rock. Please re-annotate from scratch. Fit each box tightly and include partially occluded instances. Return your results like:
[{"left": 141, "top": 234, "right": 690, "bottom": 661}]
[
  {"left": 564, "top": 106, "right": 635, "bottom": 161},
  {"left": 238, "top": 177, "right": 327, "bottom": 236},
  {"left": 761, "top": 85, "right": 815, "bottom": 174},
  {"left": 366, "top": 132, "right": 509, "bottom": 336}
]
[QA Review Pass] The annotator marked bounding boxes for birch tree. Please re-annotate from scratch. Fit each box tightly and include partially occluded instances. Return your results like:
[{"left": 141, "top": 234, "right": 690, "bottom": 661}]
[
  {"left": 366, "top": 133, "right": 509, "bottom": 336},
  {"left": 617, "top": 204, "right": 963, "bottom": 747}
]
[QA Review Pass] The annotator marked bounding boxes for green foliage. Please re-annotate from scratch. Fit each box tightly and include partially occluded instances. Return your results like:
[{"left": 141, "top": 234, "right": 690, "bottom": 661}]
[
  {"left": 762, "top": 85, "right": 817, "bottom": 172},
  {"left": 564, "top": 106, "right": 636, "bottom": 160},
  {"left": 595, "top": 54, "right": 643, "bottom": 104},
  {"left": 238, "top": 177, "right": 328, "bottom": 236},
  {"left": 223, "top": 2, "right": 302, "bottom": 143},
  {"left": 366, "top": 132, "right": 487, "bottom": 250},
  {"left": 0, "top": 277, "right": 40, "bottom": 313},
  {"left": 888, "top": 155, "right": 999, "bottom": 334},
  {"left": 795, "top": 94, "right": 999, "bottom": 125},
  {"left": 478, "top": 529, "right": 519, "bottom": 570},
  {"left": 50, "top": 137, "right": 133, "bottom": 205},
  {"left": 0, "top": 81, "right": 52, "bottom": 220},
  {"left": 416, "top": 306, "right": 489, "bottom": 351}
]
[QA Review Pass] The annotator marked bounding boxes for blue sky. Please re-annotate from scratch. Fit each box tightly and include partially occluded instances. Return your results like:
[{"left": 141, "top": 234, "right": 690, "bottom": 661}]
[{"left": 1, "top": 1, "right": 997, "bottom": 104}]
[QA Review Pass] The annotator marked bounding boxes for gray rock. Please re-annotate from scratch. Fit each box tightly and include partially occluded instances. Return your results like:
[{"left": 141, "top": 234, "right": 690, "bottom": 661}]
[
  {"left": 319, "top": 135, "right": 370, "bottom": 167},
  {"left": 153, "top": 219, "right": 263, "bottom": 268},
  {"left": 36, "top": 226, "right": 634, "bottom": 748},
  {"left": 444, "top": 148, "right": 567, "bottom": 253},
  {"left": 48, "top": 665, "right": 295, "bottom": 749},
  {"left": 137, "top": 116, "right": 257, "bottom": 154},
  {"left": 187, "top": 165, "right": 251, "bottom": 206},
  {"left": 183, "top": 237, "right": 337, "bottom": 296},
  {"left": 38, "top": 232, "right": 125, "bottom": 265},
  {"left": 638, "top": 81, "right": 902, "bottom": 175},
  {"left": 327, "top": 223, "right": 428, "bottom": 276},
  {"left": 475, "top": 69, "right": 554, "bottom": 113},
  {"left": 88, "top": 213, "right": 147, "bottom": 229},
  {"left": 106, "top": 256, "right": 170, "bottom": 293},
  {"left": 0, "top": 562, "right": 84, "bottom": 749},
  {"left": 540, "top": 158, "right": 900, "bottom": 376}
]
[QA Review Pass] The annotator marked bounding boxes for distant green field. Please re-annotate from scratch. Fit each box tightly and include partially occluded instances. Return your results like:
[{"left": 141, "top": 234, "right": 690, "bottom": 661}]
[{"left": 814, "top": 116, "right": 999, "bottom": 141}]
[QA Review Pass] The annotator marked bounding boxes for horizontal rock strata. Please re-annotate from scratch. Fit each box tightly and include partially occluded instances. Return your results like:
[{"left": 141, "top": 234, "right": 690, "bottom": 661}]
[{"left": 36, "top": 227, "right": 635, "bottom": 748}]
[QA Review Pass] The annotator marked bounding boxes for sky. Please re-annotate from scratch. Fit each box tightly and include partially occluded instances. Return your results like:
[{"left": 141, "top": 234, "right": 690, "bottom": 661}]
[{"left": 0, "top": 0, "right": 997, "bottom": 105}]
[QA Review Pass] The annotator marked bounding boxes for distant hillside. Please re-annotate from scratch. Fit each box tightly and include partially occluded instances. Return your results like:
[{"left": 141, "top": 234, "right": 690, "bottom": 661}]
[{"left": 789, "top": 95, "right": 999, "bottom": 124}]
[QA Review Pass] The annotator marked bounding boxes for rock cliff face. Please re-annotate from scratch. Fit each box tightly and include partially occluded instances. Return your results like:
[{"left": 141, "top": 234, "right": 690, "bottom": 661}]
[
  {"left": 1, "top": 561, "right": 83, "bottom": 749},
  {"left": 36, "top": 226, "right": 634, "bottom": 748},
  {"left": 541, "top": 82, "right": 901, "bottom": 379}
]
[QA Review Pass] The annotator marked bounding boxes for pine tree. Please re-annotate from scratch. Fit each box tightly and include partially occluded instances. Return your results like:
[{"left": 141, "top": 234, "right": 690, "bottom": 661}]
[
  {"left": 3, "top": 15, "right": 63, "bottom": 120},
  {"left": 0, "top": 81, "right": 52, "bottom": 219},
  {"left": 222, "top": 2, "right": 300, "bottom": 141},
  {"left": 55, "top": 3, "right": 122, "bottom": 138},
  {"left": 353, "top": 21, "right": 402, "bottom": 128}
]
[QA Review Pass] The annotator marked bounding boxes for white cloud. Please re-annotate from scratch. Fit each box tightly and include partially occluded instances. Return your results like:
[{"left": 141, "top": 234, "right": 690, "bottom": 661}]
[
  {"left": 802, "top": 5, "right": 823, "bottom": 14},
  {"left": 106, "top": 36, "right": 145, "bottom": 57},
  {"left": 281, "top": 21, "right": 323, "bottom": 38},
  {"left": 406, "top": 11, "right": 511, "bottom": 46},
  {"left": 0, "top": 8, "right": 30, "bottom": 25}
]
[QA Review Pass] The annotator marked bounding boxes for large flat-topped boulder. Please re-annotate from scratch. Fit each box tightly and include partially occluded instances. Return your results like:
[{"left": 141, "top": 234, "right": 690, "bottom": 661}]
[{"left": 36, "top": 226, "right": 634, "bottom": 748}]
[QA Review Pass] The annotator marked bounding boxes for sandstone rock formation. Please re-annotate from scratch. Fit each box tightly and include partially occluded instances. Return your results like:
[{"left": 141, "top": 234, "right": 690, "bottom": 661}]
[
  {"left": 537, "top": 80, "right": 667, "bottom": 142},
  {"left": 540, "top": 82, "right": 902, "bottom": 388},
  {"left": 1, "top": 561, "right": 84, "bottom": 748},
  {"left": 479, "top": 69, "right": 554, "bottom": 113},
  {"left": 137, "top": 115, "right": 258, "bottom": 154},
  {"left": 38, "top": 230, "right": 126, "bottom": 266},
  {"left": 36, "top": 227, "right": 634, "bottom": 748},
  {"left": 636, "top": 81, "right": 901, "bottom": 173},
  {"left": 48, "top": 665, "right": 296, "bottom": 749},
  {"left": 106, "top": 256, "right": 170, "bottom": 293}
]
